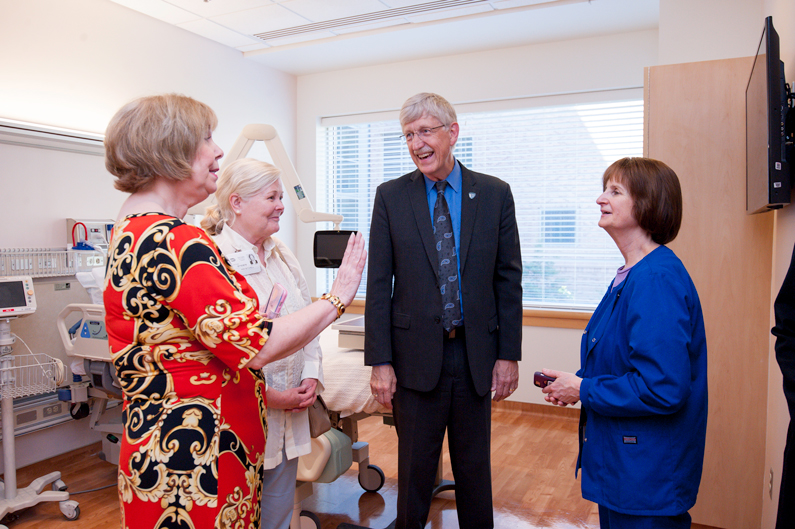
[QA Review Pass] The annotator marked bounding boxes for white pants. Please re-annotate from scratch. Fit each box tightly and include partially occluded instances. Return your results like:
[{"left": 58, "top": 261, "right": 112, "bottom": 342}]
[{"left": 260, "top": 449, "right": 299, "bottom": 529}]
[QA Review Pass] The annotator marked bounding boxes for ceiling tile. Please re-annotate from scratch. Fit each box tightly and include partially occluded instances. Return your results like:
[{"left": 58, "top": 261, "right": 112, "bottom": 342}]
[
  {"left": 405, "top": 3, "right": 494, "bottom": 23},
  {"left": 280, "top": 0, "right": 391, "bottom": 23},
  {"left": 332, "top": 18, "right": 411, "bottom": 35},
  {"left": 177, "top": 18, "right": 264, "bottom": 47},
  {"left": 210, "top": 3, "right": 311, "bottom": 35},
  {"left": 491, "top": 0, "right": 573, "bottom": 9},
  {"left": 109, "top": 0, "right": 200, "bottom": 24},
  {"left": 263, "top": 29, "right": 339, "bottom": 46},
  {"left": 112, "top": 0, "right": 659, "bottom": 77},
  {"left": 379, "top": 0, "right": 444, "bottom": 7},
  {"left": 236, "top": 42, "right": 273, "bottom": 52},
  {"left": 165, "top": 0, "right": 276, "bottom": 18}
]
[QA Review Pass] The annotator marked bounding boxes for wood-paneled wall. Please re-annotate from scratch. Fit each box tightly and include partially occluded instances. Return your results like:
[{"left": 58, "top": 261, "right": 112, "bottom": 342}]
[{"left": 645, "top": 57, "right": 773, "bottom": 529}]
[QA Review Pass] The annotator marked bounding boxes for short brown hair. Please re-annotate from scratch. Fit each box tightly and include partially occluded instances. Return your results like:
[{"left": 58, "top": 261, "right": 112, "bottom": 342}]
[
  {"left": 399, "top": 93, "right": 457, "bottom": 128},
  {"left": 602, "top": 157, "right": 683, "bottom": 245},
  {"left": 104, "top": 94, "right": 218, "bottom": 193}
]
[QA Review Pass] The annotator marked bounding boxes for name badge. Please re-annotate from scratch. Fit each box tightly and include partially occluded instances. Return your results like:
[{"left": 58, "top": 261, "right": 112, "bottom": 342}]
[{"left": 227, "top": 250, "right": 261, "bottom": 275}]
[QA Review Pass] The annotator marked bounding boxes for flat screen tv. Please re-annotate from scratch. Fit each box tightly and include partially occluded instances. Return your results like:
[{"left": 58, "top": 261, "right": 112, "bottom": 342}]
[{"left": 746, "top": 16, "right": 791, "bottom": 214}]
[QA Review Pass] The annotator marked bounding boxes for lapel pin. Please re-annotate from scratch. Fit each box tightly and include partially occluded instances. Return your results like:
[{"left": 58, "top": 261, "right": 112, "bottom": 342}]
[{"left": 469, "top": 192, "right": 476, "bottom": 199}]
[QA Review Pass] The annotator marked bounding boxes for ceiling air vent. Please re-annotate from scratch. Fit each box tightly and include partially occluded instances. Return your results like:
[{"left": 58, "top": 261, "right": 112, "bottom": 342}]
[{"left": 253, "top": 0, "right": 490, "bottom": 41}]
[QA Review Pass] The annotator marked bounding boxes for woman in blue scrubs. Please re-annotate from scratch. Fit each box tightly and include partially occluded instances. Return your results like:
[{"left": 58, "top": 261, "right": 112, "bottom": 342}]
[{"left": 541, "top": 157, "right": 708, "bottom": 528}]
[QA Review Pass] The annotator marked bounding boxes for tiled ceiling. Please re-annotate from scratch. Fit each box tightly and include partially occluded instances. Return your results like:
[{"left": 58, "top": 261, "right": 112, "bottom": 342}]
[{"left": 109, "top": 0, "right": 659, "bottom": 75}]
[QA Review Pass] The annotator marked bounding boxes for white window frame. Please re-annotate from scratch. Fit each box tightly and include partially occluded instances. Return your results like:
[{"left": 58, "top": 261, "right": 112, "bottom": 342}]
[{"left": 316, "top": 88, "right": 643, "bottom": 311}]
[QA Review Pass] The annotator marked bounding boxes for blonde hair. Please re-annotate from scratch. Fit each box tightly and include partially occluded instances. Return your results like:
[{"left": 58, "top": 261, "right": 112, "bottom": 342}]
[
  {"left": 202, "top": 158, "right": 282, "bottom": 236},
  {"left": 105, "top": 93, "right": 218, "bottom": 193},
  {"left": 399, "top": 93, "right": 457, "bottom": 128}
]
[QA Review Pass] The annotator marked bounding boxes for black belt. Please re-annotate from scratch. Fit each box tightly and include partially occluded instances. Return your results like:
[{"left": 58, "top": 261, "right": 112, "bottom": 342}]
[{"left": 444, "top": 326, "right": 464, "bottom": 340}]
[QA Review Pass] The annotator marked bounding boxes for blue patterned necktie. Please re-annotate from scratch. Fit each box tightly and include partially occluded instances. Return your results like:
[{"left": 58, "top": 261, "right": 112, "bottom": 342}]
[{"left": 433, "top": 181, "right": 462, "bottom": 332}]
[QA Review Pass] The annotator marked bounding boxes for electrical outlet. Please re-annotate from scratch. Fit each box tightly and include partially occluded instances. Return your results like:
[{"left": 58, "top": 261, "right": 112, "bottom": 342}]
[
  {"left": 769, "top": 468, "right": 774, "bottom": 500},
  {"left": 43, "top": 403, "right": 63, "bottom": 418}
]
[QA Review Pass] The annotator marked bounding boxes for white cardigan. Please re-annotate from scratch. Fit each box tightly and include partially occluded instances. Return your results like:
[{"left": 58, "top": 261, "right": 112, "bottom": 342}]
[{"left": 213, "top": 226, "right": 324, "bottom": 469}]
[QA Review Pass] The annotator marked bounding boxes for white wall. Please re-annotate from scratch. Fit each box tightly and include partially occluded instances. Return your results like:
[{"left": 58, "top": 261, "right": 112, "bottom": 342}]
[
  {"left": 0, "top": 0, "right": 297, "bottom": 467},
  {"left": 0, "top": 0, "right": 298, "bottom": 249},
  {"left": 658, "top": 0, "right": 762, "bottom": 65}
]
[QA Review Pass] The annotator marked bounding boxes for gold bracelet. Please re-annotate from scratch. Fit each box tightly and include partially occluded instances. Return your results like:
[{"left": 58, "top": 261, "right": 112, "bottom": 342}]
[{"left": 320, "top": 293, "right": 345, "bottom": 319}]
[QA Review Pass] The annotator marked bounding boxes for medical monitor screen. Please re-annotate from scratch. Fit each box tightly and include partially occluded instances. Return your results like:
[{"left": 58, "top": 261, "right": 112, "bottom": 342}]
[
  {"left": 0, "top": 280, "right": 26, "bottom": 311},
  {"left": 314, "top": 230, "right": 356, "bottom": 268}
]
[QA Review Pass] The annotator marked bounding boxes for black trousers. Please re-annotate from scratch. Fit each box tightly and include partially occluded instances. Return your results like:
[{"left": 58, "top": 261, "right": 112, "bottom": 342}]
[
  {"left": 777, "top": 419, "right": 795, "bottom": 528},
  {"left": 392, "top": 330, "right": 493, "bottom": 529}
]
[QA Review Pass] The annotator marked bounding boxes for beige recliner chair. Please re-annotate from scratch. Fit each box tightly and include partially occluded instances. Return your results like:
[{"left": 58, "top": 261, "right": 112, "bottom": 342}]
[{"left": 290, "top": 427, "right": 353, "bottom": 529}]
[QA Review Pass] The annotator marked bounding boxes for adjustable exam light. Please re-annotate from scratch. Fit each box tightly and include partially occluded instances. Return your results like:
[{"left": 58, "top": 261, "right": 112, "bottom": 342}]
[
  {"left": 212, "top": 124, "right": 343, "bottom": 229},
  {"left": 187, "top": 124, "right": 349, "bottom": 268}
]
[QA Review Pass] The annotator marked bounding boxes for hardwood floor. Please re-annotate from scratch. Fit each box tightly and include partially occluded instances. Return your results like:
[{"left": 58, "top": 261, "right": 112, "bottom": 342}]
[
  {"left": 304, "top": 403, "right": 598, "bottom": 529},
  {"left": 0, "top": 404, "right": 715, "bottom": 528},
  {"left": 0, "top": 441, "right": 119, "bottom": 529}
]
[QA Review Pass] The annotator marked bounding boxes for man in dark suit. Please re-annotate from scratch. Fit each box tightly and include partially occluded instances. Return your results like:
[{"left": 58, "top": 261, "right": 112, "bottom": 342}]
[
  {"left": 365, "top": 92, "right": 523, "bottom": 529},
  {"left": 772, "top": 242, "right": 795, "bottom": 528}
]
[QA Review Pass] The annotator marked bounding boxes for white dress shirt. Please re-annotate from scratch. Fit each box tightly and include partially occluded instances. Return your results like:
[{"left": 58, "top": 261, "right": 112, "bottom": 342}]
[{"left": 213, "top": 226, "right": 324, "bottom": 469}]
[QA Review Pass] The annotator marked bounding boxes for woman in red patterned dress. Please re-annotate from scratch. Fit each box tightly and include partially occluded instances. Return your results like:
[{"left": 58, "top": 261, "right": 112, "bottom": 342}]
[{"left": 102, "top": 94, "right": 365, "bottom": 529}]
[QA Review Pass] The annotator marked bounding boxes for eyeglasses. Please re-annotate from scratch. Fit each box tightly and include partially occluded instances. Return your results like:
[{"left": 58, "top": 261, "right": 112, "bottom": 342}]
[{"left": 400, "top": 125, "right": 446, "bottom": 143}]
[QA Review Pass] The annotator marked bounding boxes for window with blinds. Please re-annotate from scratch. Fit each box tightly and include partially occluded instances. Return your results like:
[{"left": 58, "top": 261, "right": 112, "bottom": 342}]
[{"left": 316, "top": 96, "right": 643, "bottom": 310}]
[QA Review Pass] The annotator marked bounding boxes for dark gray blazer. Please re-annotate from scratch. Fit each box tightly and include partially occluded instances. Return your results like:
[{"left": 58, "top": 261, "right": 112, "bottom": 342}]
[{"left": 364, "top": 162, "right": 523, "bottom": 396}]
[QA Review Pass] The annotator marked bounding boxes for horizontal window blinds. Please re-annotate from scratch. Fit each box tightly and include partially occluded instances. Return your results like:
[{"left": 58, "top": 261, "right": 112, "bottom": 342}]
[{"left": 316, "top": 97, "right": 643, "bottom": 310}]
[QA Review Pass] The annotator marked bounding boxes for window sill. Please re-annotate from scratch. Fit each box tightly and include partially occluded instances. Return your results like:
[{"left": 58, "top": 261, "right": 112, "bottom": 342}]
[
  {"left": 522, "top": 308, "right": 589, "bottom": 329},
  {"left": 334, "top": 300, "right": 590, "bottom": 330}
]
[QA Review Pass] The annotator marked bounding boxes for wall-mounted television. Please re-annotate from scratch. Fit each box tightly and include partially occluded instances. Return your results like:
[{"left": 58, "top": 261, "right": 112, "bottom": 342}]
[{"left": 746, "top": 16, "right": 792, "bottom": 214}]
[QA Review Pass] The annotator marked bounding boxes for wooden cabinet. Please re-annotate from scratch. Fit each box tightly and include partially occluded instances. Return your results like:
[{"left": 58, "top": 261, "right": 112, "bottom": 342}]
[{"left": 645, "top": 57, "right": 773, "bottom": 529}]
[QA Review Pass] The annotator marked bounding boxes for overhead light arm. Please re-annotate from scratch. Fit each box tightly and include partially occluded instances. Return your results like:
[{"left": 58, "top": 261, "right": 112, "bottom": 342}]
[{"left": 189, "top": 124, "right": 343, "bottom": 229}]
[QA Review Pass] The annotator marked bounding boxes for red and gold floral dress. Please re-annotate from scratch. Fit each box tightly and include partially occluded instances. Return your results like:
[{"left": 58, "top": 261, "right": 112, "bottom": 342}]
[{"left": 104, "top": 213, "right": 272, "bottom": 529}]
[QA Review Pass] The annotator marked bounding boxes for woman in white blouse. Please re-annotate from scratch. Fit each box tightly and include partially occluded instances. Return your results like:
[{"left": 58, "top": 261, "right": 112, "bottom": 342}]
[{"left": 202, "top": 158, "right": 323, "bottom": 529}]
